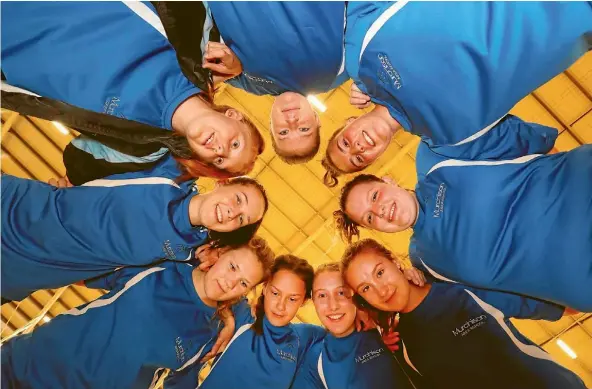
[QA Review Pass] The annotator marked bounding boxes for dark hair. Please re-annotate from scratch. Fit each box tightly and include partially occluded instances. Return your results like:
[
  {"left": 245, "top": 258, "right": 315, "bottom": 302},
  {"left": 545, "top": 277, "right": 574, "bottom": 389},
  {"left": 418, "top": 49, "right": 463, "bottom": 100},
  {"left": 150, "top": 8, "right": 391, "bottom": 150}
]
[
  {"left": 214, "top": 236, "right": 276, "bottom": 321},
  {"left": 174, "top": 104, "right": 265, "bottom": 182},
  {"left": 333, "top": 174, "right": 382, "bottom": 243},
  {"left": 341, "top": 238, "right": 399, "bottom": 333},
  {"left": 207, "top": 176, "right": 269, "bottom": 248},
  {"left": 252, "top": 254, "right": 314, "bottom": 335},
  {"left": 272, "top": 126, "right": 321, "bottom": 164},
  {"left": 321, "top": 117, "right": 360, "bottom": 187}
]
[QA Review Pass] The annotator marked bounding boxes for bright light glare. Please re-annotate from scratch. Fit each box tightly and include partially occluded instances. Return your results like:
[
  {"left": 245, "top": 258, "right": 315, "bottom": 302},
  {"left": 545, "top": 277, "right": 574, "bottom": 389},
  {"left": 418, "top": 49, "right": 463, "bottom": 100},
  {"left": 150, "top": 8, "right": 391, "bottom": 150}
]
[
  {"left": 556, "top": 339, "right": 577, "bottom": 359},
  {"left": 306, "top": 95, "right": 327, "bottom": 113},
  {"left": 52, "top": 121, "right": 70, "bottom": 135},
  {"left": 42, "top": 316, "right": 51, "bottom": 323}
]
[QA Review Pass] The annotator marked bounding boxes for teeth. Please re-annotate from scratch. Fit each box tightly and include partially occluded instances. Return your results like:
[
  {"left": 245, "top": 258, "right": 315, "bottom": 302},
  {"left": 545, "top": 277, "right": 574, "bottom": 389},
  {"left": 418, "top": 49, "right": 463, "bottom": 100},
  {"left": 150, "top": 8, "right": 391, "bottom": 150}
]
[
  {"left": 216, "top": 205, "right": 223, "bottom": 223},
  {"left": 327, "top": 314, "right": 344, "bottom": 321},
  {"left": 389, "top": 204, "right": 396, "bottom": 221},
  {"left": 362, "top": 131, "right": 375, "bottom": 146},
  {"left": 206, "top": 133, "right": 214, "bottom": 145}
]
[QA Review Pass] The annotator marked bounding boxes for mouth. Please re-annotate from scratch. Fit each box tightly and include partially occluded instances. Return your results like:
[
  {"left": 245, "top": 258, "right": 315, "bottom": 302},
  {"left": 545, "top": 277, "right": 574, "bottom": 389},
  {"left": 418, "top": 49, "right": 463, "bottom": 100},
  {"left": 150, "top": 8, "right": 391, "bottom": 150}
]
[
  {"left": 388, "top": 202, "right": 396, "bottom": 222},
  {"left": 202, "top": 132, "right": 215, "bottom": 146},
  {"left": 271, "top": 312, "right": 286, "bottom": 320},
  {"left": 326, "top": 313, "right": 345, "bottom": 322},
  {"left": 215, "top": 205, "right": 223, "bottom": 223},
  {"left": 216, "top": 279, "right": 228, "bottom": 293},
  {"left": 362, "top": 130, "right": 375, "bottom": 146},
  {"left": 383, "top": 288, "right": 397, "bottom": 305}
]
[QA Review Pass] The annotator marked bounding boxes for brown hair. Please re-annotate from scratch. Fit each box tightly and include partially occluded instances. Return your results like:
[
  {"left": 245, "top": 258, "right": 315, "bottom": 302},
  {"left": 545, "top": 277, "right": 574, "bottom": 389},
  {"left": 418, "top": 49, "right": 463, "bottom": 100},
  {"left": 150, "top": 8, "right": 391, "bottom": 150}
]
[
  {"left": 214, "top": 236, "right": 276, "bottom": 321},
  {"left": 314, "top": 262, "right": 341, "bottom": 277},
  {"left": 208, "top": 177, "right": 269, "bottom": 249},
  {"left": 333, "top": 174, "right": 382, "bottom": 244},
  {"left": 321, "top": 117, "right": 360, "bottom": 187},
  {"left": 252, "top": 254, "right": 314, "bottom": 335},
  {"left": 175, "top": 104, "right": 265, "bottom": 182},
  {"left": 272, "top": 127, "right": 321, "bottom": 165},
  {"left": 340, "top": 238, "right": 399, "bottom": 333}
]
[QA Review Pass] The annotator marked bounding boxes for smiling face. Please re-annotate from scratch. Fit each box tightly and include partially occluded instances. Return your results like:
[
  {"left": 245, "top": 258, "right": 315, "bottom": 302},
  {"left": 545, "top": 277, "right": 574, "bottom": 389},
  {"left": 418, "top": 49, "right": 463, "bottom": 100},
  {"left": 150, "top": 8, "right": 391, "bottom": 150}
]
[
  {"left": 186, "top": 108, "right": 258, "bottom": 174},
  {"left": 343, "top": 249, "right": 410, "bottom": 313},
  {"left": 327, "top": 112, "right": 395, "bottom": 173},
  {"left": 203, "top": 246, "right": 264, "bottom": 302},
  {"left": 263, "top": 269, "right": 306, "bottom": 327},
  {"left": 270, "top": 92, "right": 320, "bottom": 158},
  {"left": 198, "top": 183, "right": 266, "bottom": 232},
  {"left": 344, "top": 178, "right": 418, "bottom": 233},
  {"left": 312, "top": 270, "right": 356, "bottom": 338}
]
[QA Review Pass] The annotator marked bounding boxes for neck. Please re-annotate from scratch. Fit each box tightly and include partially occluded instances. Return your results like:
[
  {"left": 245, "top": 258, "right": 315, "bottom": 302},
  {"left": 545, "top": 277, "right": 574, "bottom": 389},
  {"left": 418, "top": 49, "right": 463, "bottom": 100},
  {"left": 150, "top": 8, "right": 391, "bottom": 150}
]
[
  {"left": 374, "top": 104, "right": 401, "bottom": 134},
  {"left": 192, "top": 267, "right": 217, "bottom": 307},
  {"left": 188, "top": 195, "right": 204, "bottom": 226},
  {"left": 331, "top": 325, "right": 355, "bottom": 339},
  {"left": 171, "top": 94, "right": 211, "bottom": 134},
  {"left": 401, "top": 283, "right": 431, "bottom": 313}
]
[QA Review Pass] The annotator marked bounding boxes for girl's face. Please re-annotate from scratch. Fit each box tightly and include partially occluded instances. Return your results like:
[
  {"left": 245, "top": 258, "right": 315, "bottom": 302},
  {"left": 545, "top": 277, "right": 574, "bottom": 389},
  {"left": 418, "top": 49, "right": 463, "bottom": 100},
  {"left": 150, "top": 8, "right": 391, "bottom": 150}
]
[
  {"left": 327, "top": 112, "right": 394, "bottom": 173},
  {"left": 203, "top": 247, "right": 264, "bottom": 302},
  {"left": 345, "top": 178, "right": 418, "bottom": 233},
  {"left": 263, "top": 270, "right": 307, "bottom": 327},
  {"left": 198, "top": 183, "right": 266, "bottom": 232},
  {"left": 186, "top": 108, "right": 258, "bottom": 175},
  {"left": 312, "top": 271, "right": 356, "bottom": 338},
  {"left": 344, "top": 250, "right": 410, "bottom": 312}
]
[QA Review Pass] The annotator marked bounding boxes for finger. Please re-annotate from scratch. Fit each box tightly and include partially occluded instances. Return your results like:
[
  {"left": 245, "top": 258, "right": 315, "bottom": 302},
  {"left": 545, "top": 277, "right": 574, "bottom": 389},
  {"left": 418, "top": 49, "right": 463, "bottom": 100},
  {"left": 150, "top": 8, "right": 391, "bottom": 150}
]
[
  {"left": 217, "top": 339, "right": 230, "bottom": 354},
  {"left": 58, "top": 177, "right": 68, "bottom": 188},
  {"left": 204, "top": 48, "right": 227, "bottom": 61},
  {"left": 351, "top": 91, "right": 370, "bottom": 101},
  {"left": 350, "top": 97, "right": 369, "bottom": 105},
  {"left": 207, "top": 41, "right": 229, "bottom": 50},
  {"left": 356, "top": 319, "right": 362, "bottom": 332},
  {"left": 351, "top": 83, "right": 362, "bottom": 93},
  {"left": 48, "top": 178, "right": 58, "bottom": 187},
  {"left": 203, "top": 62, "right": 233, "bottom": 74}
]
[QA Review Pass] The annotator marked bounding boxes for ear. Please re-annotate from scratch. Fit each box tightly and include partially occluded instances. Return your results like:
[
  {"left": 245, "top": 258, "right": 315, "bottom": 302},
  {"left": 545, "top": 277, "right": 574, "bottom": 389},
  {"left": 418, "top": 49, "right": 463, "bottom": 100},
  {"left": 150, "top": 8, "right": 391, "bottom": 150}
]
[
  {"left": 225, "top": 108, "right": 244, "bottom": 121},
  {"left": 381, "top": 176, "right": 395, "bottom": 185},
  {"left": 345, "top": 116, "right": 357, "bottom": 126}
]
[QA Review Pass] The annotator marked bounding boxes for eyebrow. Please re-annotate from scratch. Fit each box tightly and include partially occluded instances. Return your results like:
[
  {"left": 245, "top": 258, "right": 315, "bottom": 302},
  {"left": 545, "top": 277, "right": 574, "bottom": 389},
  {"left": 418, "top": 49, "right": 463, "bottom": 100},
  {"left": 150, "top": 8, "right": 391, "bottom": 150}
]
[{"left": 355, "top": 262, "right": 381, "bottom": 291}]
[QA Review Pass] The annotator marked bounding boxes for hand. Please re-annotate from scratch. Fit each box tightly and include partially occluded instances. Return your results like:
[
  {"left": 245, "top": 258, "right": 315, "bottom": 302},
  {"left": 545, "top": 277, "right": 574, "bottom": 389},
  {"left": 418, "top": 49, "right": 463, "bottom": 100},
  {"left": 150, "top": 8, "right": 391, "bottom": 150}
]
[
  {"left": 48, "top": 176, "right": 73, "bottom": 188},
  {"left": 203, "top": 41, "right": 243, "bottom": 82},
  {"left": 355, "top": 309, "right": 376, "bottom": 332},
  {"left": 350, "top": 83, "right": 371, "bottom": 109},
  {"left": 382, "top": 330, "right": 401, "bottom": 352},
  {"left": 200, "top": 311, "right": 236, "bottom": 363},
  {"left": 403, "top": 267, "right": 426, "bottom": 287},
  {"left": 196, "top": 243, "right": 222, "bottom": 271}
]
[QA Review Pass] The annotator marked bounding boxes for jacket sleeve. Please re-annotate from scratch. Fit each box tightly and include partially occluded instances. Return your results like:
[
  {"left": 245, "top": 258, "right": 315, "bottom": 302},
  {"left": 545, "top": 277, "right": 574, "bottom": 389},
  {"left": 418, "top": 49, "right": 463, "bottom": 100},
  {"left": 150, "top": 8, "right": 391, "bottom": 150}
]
[
  {"left": 430, "top": 115, "right": 559, "bottom": 161},
  {"left": 465, "top": 287, "right": 565, "bottom": 321},
  {"left": 163, "top": 365, "right": 200, "bottom": 389},
  {"left": 83, "top": 265, "right": 153, "bottom": 291}
]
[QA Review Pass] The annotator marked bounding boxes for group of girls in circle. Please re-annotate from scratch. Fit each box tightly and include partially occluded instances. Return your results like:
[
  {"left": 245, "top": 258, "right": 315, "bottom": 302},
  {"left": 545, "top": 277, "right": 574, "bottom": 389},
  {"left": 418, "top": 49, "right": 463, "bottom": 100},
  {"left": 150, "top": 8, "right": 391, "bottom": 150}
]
[{"left": 1, "top": 1, "right": 591, "bottom": 388}]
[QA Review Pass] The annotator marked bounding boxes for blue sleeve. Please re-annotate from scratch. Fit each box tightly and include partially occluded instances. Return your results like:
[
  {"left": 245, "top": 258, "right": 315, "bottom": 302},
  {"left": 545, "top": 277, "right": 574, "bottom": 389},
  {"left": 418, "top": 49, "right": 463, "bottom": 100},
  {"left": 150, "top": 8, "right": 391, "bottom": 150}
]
[
  {"left": 231, "top": 298, "right": 256, "bottom": 327},
  {"left": 84, "top": 266, "right": 147, "bottom": 291},
  {"left": 467, "top": 287, "right": 565, "bottom": 321},
  {"left": 293, "top": 324, "right": 326, "bottom": 362},
  {"left": 430, "top": 115, "right": 559, "bottom": 161},
  {"left": 290, "top": 343, "right": 324, "bottom": 389}
]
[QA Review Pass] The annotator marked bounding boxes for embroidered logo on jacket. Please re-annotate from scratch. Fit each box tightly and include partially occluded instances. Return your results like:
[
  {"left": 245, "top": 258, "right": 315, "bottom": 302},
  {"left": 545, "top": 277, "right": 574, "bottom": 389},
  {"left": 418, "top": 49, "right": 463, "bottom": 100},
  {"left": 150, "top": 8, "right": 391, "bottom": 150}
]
[
  {"left": 452, "top": 315, "right": 487, "bottom": 337},
  {"left": 433, "top": 183, "right": 447, "bottom": 218},
  {"left": 377, "top": 53, "right": 403, "bottom": 90},
  {"left": 175, "top": 337, "right": 186, "bottom": 364},
  {"left": 102, "top": 96, "right": 126, "bottom": 118},
  {"left": 355, "top": 347, "right": 385, "bottom": 364}
]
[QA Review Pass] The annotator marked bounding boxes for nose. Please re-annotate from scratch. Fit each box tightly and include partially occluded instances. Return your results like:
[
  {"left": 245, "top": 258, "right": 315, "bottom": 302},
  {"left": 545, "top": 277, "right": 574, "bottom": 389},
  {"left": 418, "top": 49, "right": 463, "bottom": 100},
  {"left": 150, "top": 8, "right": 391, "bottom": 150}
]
[
  {"left": 227, "top": 205, "right": 237, "bottom": 220},
  {"left": 226, "top": 276, "right": 239, "bottom": 290},
  {"left": 372, "top": 203, "right": 384, "bottom": 219},
  {"left": 377, "top": 284, "right": 389, "bottom": 298},
  {"left": 328, "top": 295, "right": 339, "bottom": 312},
  {"left": 276, "top": 298, "right": 286, "bottom": 312},
  {"left": 354, "top": 141, "right": 365, "bottom": 153}
]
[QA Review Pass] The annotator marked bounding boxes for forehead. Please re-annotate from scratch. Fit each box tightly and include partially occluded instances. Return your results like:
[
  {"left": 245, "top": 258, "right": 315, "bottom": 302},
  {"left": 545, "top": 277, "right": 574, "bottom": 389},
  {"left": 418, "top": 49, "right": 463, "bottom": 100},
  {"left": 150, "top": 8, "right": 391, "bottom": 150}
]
[
  {"left": 328, "top": 141, "right": 355, "bottom": 173},
  {"left": 225, "top": 247, "right": 263, "bottom": 277},
  {"left": 313, "top": 271, "right": 347, "bottom": 292},
  {"left": 270, "top": 270, "right": 306, "bottom": 293},
  {"left": 344, "top": 182, "right": 376, "bottom": 222},
  {"left": 345, "top": 251, "right": 381, "bottom": 281}
]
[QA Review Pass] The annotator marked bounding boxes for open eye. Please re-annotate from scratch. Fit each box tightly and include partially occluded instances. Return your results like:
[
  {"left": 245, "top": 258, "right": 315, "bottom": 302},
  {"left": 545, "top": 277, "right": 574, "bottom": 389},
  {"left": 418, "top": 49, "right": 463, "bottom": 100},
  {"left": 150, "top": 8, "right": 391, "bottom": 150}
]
[
  {"left": 377, "top": 269, "right": 384, "bottom": 278},
  {"left": 372, "top": 191, "right": 378, "bottom": 202},
  {"left": 239, "top": 215, "right": 244, "bottom": 225},
  {"left": 279, "top": 129, "right": 289, "bottom": 136},
  {"left": 236, "top": 194, "right": 242, "bottom": 205},
  {"left": 231, "top": 140, "right": 240, "bottom": 149},
  {"left": 240, "top": 280, "right": 248, "bottom": 288},
  {"left": 343, "top": 139, "right": 350, "bottom": 148},
  {"left": 299, "top": 127, "right": 310, "bottom": 133},
  {"left": 289, "top": 297, "right": 298, "bottom": 302},
  {"left": 230, "top": 263, "right": 236, "bottom": 272},
  {"left": 361, "top": 286, "right": 370, "bottom": 294},
  {"left": 367, "top": 214, "right": 373, "bottom": 225},
  {"left": 214, "top": 157, "right": 224, "bottom": 166},
  {"left": 272, "top": 291, "right": 279, "bottom": 296},
  {"left": 356, "top": 155, "right": 364, "bottom": 163}
]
